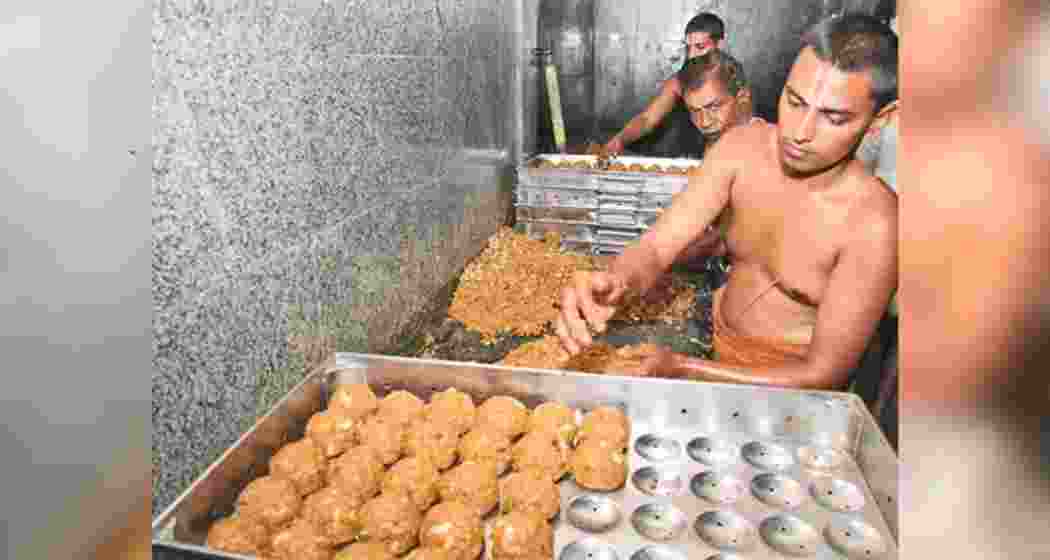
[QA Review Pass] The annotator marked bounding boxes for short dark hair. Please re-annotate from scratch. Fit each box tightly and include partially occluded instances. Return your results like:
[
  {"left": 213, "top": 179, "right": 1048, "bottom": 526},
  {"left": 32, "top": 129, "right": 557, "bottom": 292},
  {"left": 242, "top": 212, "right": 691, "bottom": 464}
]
[
  {"left": 801, "top": 13, "right": 898, "bottom": 111},
  {"left": 678, "top": 49, "right": 749, "bottom": 96},
  {"left": 684, "top": 12, "right": 725, "bottom": 40}
]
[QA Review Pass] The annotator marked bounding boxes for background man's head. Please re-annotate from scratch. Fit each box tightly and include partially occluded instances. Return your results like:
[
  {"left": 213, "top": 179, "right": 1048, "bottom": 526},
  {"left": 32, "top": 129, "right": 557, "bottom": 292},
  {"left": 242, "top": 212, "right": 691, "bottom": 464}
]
[
  {"left": 678, "top": 50, "right": 752, "bottom": 143},
  {"left": 684, "top": 13, "right": 726, "bottom": 60},
  {"left": 777, "top": 13, "right": 899, "bottom": 175}
]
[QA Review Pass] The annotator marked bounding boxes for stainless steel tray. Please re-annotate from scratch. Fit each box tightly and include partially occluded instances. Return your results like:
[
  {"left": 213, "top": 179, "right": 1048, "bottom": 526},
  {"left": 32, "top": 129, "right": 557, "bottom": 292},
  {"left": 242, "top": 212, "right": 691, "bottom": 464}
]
[
  {"left": 524, "top": 154, "right": 701, "bottom": 171},
  {"left": 518, "top": 155, "right": 698, "bottom": 196},
  {"left": 152, "top": 353, "right": 898, "bottom": 560}
]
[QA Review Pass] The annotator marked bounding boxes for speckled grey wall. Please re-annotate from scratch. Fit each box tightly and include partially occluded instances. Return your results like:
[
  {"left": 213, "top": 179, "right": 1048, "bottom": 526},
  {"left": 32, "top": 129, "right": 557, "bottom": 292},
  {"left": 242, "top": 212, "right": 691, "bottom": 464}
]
[{"left": 152, "top": 0, "right": 516, "bottom": 515}]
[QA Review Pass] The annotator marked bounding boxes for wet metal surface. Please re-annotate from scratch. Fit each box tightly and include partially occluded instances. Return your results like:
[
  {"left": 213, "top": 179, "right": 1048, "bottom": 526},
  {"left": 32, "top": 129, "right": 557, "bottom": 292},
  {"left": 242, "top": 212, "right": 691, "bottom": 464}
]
[
  {"left": 567, "top": 494, "right": 623, "bottom": 533},
  {"left": 759, "top": 514, "right": 823, "bottom": 557}
]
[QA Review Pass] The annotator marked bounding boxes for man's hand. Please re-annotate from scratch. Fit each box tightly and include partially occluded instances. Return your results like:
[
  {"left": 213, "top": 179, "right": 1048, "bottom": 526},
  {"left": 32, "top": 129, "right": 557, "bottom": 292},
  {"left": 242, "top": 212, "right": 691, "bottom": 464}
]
[
  {"left": 555, "top": 270, "right": 628, "bottom": 355},
  {"left": 603, "top": 136, "right": 625, "bottom": 156},
  {"left": 640, "top": 346, "right": 685, "bottom": 378}
]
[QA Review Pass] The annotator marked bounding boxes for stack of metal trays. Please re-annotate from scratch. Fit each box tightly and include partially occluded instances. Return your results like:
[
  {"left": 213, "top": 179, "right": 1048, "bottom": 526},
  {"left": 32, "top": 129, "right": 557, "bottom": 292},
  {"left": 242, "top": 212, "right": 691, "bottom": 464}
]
[
  {"left": 152, "top": 353, "right": 899, "bottom": 560},
  {"left": 516, "top": 155, "right": 701, "bottom": 255}
]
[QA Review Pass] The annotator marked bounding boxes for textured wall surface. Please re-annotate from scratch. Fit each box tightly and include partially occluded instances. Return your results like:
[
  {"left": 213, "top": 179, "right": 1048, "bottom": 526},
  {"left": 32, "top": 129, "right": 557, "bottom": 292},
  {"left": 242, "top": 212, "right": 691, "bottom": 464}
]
[{"left": 152, "top": 0, "right": 515, "bottom": 514}]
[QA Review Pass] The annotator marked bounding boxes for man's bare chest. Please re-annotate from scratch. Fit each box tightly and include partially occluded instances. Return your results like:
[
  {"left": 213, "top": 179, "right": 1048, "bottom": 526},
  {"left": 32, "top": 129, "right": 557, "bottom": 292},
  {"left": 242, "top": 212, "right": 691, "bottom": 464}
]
[{"left": 722, "top": 185, "right": 849, "bottom": 306}]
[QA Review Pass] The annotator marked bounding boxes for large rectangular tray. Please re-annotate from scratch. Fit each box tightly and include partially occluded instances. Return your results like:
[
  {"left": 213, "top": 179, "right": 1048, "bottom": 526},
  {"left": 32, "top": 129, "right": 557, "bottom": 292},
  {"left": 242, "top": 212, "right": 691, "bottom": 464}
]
[
  {"left": 522, "top": 154, "right": 701, "bottom": 173},
  {"left": 152, "top": 353, "right": 898, "bottom": 560},
  {"left": 516, "top": 154, "right": 690, "bottom": 256},
  {"left": 517, "top": 155, "right": 698, "bottom": 196}
]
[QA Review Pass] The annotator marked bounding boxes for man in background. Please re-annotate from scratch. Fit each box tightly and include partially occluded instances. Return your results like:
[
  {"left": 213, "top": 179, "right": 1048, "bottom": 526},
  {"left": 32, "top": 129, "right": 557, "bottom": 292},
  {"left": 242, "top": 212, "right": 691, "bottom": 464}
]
[
  {"left": 603, "top": 12, "right": 727, "bottom": 158},
  {"left": 667, "top": 49, "right": 763, "bottom": 268}
]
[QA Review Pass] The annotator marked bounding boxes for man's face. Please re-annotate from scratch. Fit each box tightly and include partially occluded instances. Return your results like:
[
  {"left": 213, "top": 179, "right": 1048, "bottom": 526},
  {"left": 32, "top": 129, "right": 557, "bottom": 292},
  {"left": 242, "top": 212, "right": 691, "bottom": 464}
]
[
  {"left": 777, "top": 46, "right": 878, "bottom": 175},
  {"left": 684, "top": 78, "right": 743, "bottom": 143},
  {"left": 685, "top": 32, "right": 717, "bottom": 59}
]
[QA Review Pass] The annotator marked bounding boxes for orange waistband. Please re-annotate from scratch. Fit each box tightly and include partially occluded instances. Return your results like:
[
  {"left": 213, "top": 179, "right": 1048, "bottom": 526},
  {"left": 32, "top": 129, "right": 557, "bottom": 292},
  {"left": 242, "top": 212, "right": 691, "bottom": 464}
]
[{"left": 712, "top": 288, "right": 809, "bottom": 368}]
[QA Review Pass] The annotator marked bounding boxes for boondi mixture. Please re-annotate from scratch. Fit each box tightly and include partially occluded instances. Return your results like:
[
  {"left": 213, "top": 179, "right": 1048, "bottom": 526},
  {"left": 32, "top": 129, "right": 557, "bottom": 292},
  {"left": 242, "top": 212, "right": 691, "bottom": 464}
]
[{"left": 448, "top": 228, "right": 696, "bottom": 347}]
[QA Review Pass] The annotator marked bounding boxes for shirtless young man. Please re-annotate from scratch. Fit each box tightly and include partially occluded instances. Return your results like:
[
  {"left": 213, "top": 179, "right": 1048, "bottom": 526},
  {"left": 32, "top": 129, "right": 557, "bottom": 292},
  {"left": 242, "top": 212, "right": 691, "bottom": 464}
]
[{"left": 556, "top": 13, "right": 899, "bottom": 390}]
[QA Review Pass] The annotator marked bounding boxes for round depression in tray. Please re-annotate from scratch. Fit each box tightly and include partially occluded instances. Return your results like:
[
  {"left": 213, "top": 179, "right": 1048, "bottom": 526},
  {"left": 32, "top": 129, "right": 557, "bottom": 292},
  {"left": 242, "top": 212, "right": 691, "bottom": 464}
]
[
  {"left": 559, "top": 538, "right": 621, "bottom": 560},
  {"left": 629, "top": 545, "right": 687, "bottom": 560},
  {"left": 751, "top": 473, "right": 806, "bottom": 509},
  {"left": 693, "top": 510, "right": 757, "bottom": 551},
  {"left": 686, "top": 437, "right": 738, "bottom": 466},
  {"left": 632, "top": 466, "right": 684, "bottom": 497},
  {"left": 634, "top": 434, "right": 682, "bottom": 462},
  {"left": 690, "top": 470, "right": 746, "bottom": 505},
  {"left": 566, "top": 494, "right": 622, "bottom": 533},
  {"left": 810, "top": 477, "right": 866, "bottom": 512},
  {"left": 759, "top": 514, "right": 822, "bottom": 557},
  {"left": 797, "top": 445, "right": 848, "bottom": 471},
  {"left": 741, "top": 441, "right": 795, "bottom": 471},
  {"left": 630, "top": 503, "right": 688, "bottom": 541},
  {"left": 824, "top": 517, "right": 888, "bottom": 559}
]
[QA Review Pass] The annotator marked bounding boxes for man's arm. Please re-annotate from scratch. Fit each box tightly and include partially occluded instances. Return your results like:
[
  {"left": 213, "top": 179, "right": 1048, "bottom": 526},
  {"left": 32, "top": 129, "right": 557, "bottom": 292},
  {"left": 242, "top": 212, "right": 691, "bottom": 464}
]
[
  {"left": 657, "top": 193, "right": 899, "bottom": 389},
  {"left": 607, "top": 127, "right": 743, "bottom": 297},
  {"left": 556, "top": 127, "right": 744, "bottom": 354},
  {"left": 606, "top": 78, "right": 681, "bottom": 153}
]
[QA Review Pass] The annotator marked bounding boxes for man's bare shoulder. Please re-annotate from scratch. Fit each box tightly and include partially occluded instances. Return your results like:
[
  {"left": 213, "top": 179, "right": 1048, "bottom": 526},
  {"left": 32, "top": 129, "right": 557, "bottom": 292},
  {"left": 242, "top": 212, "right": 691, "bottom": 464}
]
[
  {"left": 843, "top": 162, "right": 898, "bottom": 244},
  {"left": 662, "top": 76, "right": 682, "bottom": 98},
  {"left": 704, "top": 119, "right": 774, "bottom": 163}
]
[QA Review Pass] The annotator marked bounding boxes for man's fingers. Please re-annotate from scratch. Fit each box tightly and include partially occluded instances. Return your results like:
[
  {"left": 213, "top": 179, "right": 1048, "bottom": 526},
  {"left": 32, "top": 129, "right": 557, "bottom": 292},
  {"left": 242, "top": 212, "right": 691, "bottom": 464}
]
[
  {"left": 559, "top": 271, "right": 626, "bottom": 354},
  {"left": 560, "top": 285, "right": 593, "bottom": 352},
  {"left": 576, "top": 273, "right": 612, "bottom": 334},
  {"left": 554, "top": 318, "right": 579, "bottom": 355},
  {"left": 603, "top": 273, "right": 628, "bottom": 306}
]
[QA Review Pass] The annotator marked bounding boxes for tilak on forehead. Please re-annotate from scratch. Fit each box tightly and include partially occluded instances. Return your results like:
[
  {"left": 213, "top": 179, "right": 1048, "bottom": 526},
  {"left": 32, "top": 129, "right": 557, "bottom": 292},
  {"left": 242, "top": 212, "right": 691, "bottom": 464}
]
[
  {"left": 808, "top": 63, "right": 839, "bottom": 108},
  {"left": 794, "top": 47, "right": 874, "bottom": 113}
]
